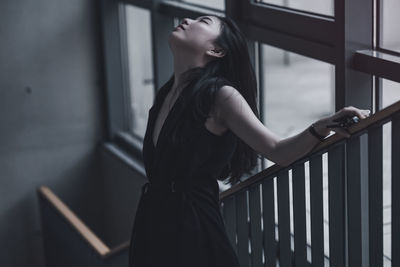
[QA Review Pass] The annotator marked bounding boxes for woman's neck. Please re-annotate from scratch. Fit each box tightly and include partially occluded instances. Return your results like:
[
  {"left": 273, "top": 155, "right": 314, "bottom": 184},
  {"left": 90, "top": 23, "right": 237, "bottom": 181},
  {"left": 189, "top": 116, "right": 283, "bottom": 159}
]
[{"left": 172, "top": 54, "right": 209, "bottom": 95}]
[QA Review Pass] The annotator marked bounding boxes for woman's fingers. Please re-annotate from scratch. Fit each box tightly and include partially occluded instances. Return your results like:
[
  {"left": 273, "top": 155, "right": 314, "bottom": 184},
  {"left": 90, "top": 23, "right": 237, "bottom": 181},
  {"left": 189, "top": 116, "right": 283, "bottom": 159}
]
[
  {"left": 328, "top": 106, "right": 371, "bottom": 138},
  {"left": 332, "top": 106, "right": 371, "bottom": 122},
  {"left": 343, "top": 106, "right": 370, "bottom": 119}
]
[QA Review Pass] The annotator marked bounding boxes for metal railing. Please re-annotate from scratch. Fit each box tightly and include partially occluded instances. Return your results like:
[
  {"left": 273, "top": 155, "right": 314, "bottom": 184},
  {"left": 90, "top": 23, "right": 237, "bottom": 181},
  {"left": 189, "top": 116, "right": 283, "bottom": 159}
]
[{"left": 219, "top": 100, "right": 400, "bottom": 267}]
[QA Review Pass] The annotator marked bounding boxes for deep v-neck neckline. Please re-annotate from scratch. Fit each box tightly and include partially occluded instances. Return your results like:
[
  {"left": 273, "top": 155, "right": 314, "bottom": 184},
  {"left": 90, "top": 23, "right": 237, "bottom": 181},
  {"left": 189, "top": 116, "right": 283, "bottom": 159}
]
[{"left": 152, "top": 82, "right": 184, "bottom": 150}]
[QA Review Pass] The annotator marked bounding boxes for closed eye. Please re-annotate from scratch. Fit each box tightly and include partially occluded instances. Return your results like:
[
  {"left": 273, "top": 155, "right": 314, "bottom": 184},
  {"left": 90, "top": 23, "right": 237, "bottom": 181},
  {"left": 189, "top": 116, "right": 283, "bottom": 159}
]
[{"left": 198, "top": 16, "right": 213, "bottom": 24}]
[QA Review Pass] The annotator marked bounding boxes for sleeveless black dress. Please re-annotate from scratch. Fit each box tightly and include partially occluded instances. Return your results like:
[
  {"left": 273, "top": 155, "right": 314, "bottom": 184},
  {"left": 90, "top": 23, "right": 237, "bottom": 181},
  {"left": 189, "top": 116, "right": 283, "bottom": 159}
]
[{"left": 128, "top": 77, "right": 240, "bottom": 267}]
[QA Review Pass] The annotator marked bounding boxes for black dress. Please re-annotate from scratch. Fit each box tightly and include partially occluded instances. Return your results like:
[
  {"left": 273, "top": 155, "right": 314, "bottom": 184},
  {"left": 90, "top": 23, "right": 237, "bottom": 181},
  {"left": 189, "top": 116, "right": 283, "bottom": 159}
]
[{"left": 128, "top": 77, "right": 240, "bottom": 267}]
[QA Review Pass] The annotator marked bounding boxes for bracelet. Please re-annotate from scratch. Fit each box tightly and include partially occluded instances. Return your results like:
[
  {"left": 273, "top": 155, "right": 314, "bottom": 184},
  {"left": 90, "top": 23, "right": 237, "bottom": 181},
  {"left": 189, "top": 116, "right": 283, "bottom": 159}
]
[{"left": 308, "top": 123, "right": 326, "bottom": 142}]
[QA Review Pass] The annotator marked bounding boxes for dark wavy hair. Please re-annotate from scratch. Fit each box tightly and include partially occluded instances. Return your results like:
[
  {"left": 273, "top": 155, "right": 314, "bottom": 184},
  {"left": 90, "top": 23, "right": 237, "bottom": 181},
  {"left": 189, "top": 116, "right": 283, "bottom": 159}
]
[{"left": 167, "top": 15, "right": 261, "bottom": 187}]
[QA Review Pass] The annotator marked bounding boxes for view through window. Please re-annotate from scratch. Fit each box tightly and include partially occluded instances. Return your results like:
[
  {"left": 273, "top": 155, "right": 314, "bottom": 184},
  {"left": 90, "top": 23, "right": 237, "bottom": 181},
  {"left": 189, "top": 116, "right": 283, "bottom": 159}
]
[
  {"left": 124, "top": 5, "right": 155, "bottom": 139},
  {"left": 259, "top": 0, "right": 334, "bottom": 16}
]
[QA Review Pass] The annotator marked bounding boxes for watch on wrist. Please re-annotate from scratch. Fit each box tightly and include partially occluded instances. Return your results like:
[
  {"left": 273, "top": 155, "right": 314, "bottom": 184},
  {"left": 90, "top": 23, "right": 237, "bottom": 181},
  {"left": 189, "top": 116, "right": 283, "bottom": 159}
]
[{"left": 309, "top": 123, "right": 326, "bottom": 142}]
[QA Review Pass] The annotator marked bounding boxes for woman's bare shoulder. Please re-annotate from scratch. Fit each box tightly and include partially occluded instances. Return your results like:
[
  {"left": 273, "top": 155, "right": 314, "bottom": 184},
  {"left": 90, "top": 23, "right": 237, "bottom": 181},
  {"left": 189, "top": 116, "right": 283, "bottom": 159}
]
[
  {"left": 207, "top": 85, "right": 233, "bottom": 124},
  {"left": 212, "top": 85, "right": 244, "bottom": 125},
  {"left": 213, "top": 84, "right": 281, "bottom": 163},
  {"left": 217, "top": 85, "right": 241, "bottom": 101}
]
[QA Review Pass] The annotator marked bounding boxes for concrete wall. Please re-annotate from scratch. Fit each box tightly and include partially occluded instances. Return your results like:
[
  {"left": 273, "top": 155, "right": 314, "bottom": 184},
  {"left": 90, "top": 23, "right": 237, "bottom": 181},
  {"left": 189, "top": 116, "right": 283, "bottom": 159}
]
[
  {"left": 0, "top": 0, "right": 107, "bottom": 265},
  {"left": 100, "top": 146, "right": 148, "bottom": 248}
]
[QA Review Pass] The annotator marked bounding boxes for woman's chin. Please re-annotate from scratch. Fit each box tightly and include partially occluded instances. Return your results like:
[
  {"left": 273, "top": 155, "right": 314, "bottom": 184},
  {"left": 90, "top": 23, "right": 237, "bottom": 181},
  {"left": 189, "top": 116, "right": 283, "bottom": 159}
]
[
  {"left": 169, "top": 30, "right": 179, "bottom": 38},
  {"left": 168, "top": 32, "right": 184, "bottom": 45},
  {"left": 167, "top": 35, "right": 180, "bottom": 52},
  {"left": 170, "top": 30, "right": 183, "bottom": 37}
]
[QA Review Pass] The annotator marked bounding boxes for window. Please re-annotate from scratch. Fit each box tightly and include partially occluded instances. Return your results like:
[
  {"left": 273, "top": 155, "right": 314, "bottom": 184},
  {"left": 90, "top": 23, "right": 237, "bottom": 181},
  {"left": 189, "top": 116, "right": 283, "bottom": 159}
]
[
  {"left": 261, "top": 44, "right": 335, "bottom": 167},
  {"left": 123, "top": 5, "right": 155, "bottom": 139},
  {"left": 258, "top": 0, "right": 334, "bottom": 16},
  {"left": 381, "top": 0, "right": 400, "bottom": 53},
  {"left": 382, "top": 78, "right": 400, "bottom": 109},
  {"left": 179, "top": 0, "right": 225, "bottom": 10}
]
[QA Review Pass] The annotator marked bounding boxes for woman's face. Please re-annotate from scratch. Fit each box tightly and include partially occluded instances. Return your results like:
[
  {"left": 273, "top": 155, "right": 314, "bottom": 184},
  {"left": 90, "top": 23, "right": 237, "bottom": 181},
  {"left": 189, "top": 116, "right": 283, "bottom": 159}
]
[{"left": 168, "top": 15, "right": 223, "bottom": 58}]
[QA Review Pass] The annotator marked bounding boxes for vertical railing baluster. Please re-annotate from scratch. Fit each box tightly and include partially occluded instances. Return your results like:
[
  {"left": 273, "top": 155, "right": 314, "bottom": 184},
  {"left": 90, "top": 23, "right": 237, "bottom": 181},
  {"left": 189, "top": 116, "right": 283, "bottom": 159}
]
[
  {"left": 328, "top": 143, "right": 346, "bottom": 267},
  {"left": 310, "top": 154, "right": 325, "bottom": 266},
  {"left": 262, "top": 177, "right": 277, "bottom": 267},
  {"left": 392, "top": 113, "right": 400, "bottom": 267},
  {"left": 249, "top": 183, "right": 263, "bottom": 267},
  {"left": 292, "top": 162, "right": 307, "bottom": 266},
  {"left": 277, "top": 169, "right": 291, "bottom": 267},
  {"left": 347, "top": 135, "right": 363, "bottom": 267},
  {"left": 368, "top": 124, "right": 383, "bottom": 267},
  {"left": 346, "top": 136, "right": 368, "bottom": 267},
  {"left": 222, "top": 195, "right": 238, "bottom": 255},
  {"left": 237, "top": 189, "right": 251, "bottom": 267}
]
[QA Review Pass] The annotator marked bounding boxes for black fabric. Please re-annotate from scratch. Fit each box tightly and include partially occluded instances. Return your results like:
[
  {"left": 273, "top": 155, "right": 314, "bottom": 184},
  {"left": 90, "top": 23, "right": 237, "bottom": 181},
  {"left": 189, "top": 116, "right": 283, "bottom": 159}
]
[{"left": 128, "top": 77, "right": 240, "bottom": 267}]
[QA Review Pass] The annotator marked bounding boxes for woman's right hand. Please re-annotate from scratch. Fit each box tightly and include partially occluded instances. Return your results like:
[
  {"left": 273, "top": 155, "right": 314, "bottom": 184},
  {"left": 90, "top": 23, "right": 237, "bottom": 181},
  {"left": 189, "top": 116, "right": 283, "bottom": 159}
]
[{"left": 315, "top": 106, "right": 371, "bottom": 138}]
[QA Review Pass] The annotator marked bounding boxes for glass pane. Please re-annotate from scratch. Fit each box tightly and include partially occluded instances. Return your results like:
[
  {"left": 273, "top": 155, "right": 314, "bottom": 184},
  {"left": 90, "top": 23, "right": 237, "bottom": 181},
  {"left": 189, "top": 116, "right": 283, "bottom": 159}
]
[
  {"left": 381, "top": 0, "right": 400, "bottom": 52},
  {"left": 181, "top": 0, "right": 224, "bottom": 10},
  {"left": 261, "top": 44, "right": 335, "bottom": 167},
  {"left": 124, "top": 5, "right": 155, "bottom": 138},
  {"left": 259, "top": 0, "right": 334, "bottom": 16},
  {"left": 382, "top": 78, "right": 400, "bottom": 109}
]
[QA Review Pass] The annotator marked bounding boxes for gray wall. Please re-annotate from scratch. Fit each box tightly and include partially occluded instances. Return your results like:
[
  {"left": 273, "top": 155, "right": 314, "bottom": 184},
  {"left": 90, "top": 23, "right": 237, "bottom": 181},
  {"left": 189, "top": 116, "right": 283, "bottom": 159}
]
[
  {"left": 100, "top": 146, "right": 147, "bottom": 248},
  {"left": 0, "top": 0, "right": 107, "bottom": 265}
]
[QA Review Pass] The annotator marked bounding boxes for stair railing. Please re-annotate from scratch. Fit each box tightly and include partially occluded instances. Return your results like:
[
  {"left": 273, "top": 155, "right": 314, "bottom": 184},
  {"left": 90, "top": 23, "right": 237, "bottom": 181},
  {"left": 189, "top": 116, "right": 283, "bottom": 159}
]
[{"left": 219, "top": 100, "right": 400, "bottom": 267}]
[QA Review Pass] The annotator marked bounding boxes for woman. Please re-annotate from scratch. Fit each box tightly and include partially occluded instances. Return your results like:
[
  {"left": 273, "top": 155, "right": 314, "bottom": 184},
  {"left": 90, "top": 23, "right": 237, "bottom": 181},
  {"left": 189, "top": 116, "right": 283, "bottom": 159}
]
[{"left": 128, "top": 15, "right": 370, "bottom": 267}]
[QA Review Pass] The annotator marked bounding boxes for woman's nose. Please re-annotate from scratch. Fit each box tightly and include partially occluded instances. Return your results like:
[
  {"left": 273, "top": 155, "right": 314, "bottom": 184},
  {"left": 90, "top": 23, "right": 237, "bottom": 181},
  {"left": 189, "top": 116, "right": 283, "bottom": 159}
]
[{"left": 180, "top": 18, "right": 191, "bottom": 25}]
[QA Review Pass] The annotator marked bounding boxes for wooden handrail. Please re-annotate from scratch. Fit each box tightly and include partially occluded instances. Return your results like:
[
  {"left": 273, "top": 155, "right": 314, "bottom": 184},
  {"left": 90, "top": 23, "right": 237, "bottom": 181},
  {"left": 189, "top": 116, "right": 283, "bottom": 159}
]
[
  {"left": 104, "top": 240, "right": 130, "bottom": 260},
  {"left": 37, "top": 186, "right": 130, "bottom": 259},
  {"left": 220, "top": 99, "right": 400, "bottom": 200}
]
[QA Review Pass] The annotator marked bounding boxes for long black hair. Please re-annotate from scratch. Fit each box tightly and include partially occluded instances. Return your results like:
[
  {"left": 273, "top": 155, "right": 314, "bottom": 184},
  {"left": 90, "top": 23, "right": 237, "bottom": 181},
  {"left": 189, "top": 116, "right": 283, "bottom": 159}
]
[{"left": 168, "top": 15, "right": 261, "bottom": 187}]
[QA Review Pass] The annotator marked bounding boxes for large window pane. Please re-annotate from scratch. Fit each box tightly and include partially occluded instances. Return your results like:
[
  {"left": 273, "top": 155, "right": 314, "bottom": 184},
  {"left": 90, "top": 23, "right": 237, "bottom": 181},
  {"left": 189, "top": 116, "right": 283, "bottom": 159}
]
[
  {"left": 124, "top": 5, "right": 155, "bottom": 139},
  {"left": 180, "top": 0, "right": 224, "bottom": 10},
  {"left": 261, "top": 44, "right": 335, "bottom": 167},
  {"left": 382, "top": 78, "right": 400, "bottom": 109},
  {"left": 259, "top": 0, "right": 334, "bottom": 16},
  {"left": 381, "top": 0, "right": 400, "bottom": 52}
]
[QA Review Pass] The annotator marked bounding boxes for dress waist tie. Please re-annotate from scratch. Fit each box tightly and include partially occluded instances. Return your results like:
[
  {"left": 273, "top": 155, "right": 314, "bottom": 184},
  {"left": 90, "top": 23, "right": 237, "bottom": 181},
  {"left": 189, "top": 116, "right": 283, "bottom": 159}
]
[{"left": 141, "top": 180, "right": 190, "bottom": 226}]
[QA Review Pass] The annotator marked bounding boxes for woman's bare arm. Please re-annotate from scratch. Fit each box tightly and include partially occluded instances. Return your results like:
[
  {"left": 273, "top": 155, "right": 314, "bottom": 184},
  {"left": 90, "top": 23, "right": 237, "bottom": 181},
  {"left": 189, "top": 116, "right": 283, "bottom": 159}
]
[{"left": 214, "top": 85, "right": 370, "bottom": 167}]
